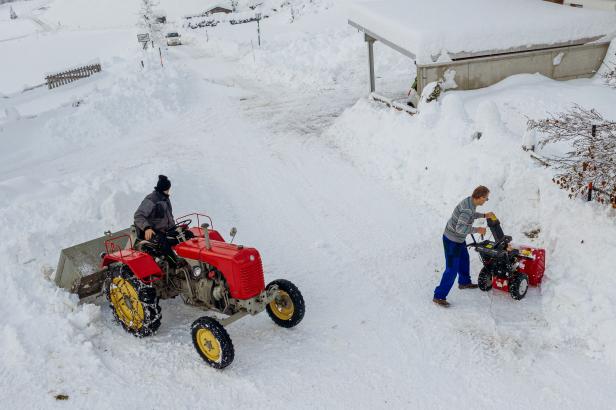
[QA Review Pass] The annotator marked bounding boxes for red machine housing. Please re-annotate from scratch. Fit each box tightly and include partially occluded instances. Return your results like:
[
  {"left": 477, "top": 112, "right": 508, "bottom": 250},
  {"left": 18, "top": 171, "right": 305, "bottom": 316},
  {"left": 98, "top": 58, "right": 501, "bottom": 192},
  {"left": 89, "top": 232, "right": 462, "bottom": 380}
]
[
  {"left": 174, "top": 238, "right": 265, "bottom": 300},
  {"left": 492, "top": 277, "right": 510, "bottom": 292},
  {"left": 101, "top": 235, "right": 164, "bottom": 283},
  {"left": 189, "top": 227, "right": 224, "bottom": 242},
  {"left": 99, "top": 217, "right": 266, "bottom": 300},
  {"left": 491, "top": 246, "right": 546, "bottom": 292},
  {"left": 516, "top": 246, "right": 546, "bottom": 286}
]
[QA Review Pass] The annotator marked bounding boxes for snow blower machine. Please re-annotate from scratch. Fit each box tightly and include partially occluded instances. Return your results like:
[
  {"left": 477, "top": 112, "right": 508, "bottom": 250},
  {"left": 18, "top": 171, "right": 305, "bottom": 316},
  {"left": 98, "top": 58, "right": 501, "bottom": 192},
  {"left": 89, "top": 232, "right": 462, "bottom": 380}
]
[
  {"left": 53, "top": 214, "right": 305, "bottom": 369},
  {"left": 468, "top": 215, "right": 545, "bottom": 301}
]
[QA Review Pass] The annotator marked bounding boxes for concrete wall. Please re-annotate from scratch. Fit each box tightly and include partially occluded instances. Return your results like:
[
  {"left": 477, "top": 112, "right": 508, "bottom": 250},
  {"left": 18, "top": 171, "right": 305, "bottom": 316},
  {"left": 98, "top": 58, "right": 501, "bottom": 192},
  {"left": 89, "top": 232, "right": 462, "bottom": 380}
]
[{"left": 417, "top": 42, "right": 609, "bottom": 94}]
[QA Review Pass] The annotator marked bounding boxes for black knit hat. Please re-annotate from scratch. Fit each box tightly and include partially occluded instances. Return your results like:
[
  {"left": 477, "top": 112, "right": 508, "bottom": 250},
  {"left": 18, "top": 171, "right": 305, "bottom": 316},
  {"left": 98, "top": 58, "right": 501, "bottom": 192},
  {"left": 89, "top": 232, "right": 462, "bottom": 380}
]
[{"left": 155, "top": 174, "right": 171, "bottom": 192}]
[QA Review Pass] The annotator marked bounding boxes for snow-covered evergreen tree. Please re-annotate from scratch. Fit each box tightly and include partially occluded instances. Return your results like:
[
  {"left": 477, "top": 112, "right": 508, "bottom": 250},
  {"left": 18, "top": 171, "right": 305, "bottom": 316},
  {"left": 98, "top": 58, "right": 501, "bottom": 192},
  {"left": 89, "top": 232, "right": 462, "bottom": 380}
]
[{"left": 10, "top": 5, "right": 17, "bottom": 20}]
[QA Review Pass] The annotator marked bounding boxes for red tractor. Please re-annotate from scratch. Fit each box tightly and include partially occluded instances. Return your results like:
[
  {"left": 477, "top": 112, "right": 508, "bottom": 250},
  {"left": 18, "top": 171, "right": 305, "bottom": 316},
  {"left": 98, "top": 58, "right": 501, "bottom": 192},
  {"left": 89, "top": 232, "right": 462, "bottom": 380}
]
[{"left": 54, "top": 213, "right": 305, "bottom": 369}]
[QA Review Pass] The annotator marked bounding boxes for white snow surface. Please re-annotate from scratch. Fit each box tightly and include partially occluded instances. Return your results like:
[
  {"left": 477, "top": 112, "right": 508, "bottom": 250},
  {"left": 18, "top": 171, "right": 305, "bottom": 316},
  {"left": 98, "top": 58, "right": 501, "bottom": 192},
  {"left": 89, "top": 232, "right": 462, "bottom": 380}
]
[
  {"left": 1, "top": 0, "right": 616, "bottom": 408},
  {"left": 349, "top": 0, "right": 616, "bottom": 63}
]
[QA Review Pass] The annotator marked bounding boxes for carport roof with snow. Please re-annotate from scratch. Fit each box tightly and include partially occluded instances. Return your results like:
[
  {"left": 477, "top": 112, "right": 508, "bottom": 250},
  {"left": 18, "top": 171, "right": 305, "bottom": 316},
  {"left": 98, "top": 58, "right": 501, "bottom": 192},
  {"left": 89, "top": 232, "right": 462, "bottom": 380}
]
[{"left": 348, "top": 0, "right": 616, "bottom": 64}]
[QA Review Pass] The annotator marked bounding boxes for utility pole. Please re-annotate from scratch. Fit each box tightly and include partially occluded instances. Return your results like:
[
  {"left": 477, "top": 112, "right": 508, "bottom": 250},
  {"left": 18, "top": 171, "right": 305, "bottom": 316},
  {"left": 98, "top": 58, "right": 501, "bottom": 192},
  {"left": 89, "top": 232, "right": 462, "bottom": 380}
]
[{"left": 256, "top": 13, "right": 261, "bottom": 47}]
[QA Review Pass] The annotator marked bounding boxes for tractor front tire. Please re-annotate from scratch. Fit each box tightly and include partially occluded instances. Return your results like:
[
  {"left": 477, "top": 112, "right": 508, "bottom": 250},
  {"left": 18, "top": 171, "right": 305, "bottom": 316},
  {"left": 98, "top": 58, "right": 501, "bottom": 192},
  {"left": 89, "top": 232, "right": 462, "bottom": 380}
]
[
  {"left": 266, "top": 279, "right": 305, "bottom": 328},
  {"left": 191, "top": 317, "right": 234, "bottom": 369},
  {"left": 509, "top": 273, "right": 529, "bottom": 301},
  {"left": 478, "top": 268, "right": 493, "bottom": 291},
  {"left": 105, "top": 266, "right": 161, "bottom": 337}
]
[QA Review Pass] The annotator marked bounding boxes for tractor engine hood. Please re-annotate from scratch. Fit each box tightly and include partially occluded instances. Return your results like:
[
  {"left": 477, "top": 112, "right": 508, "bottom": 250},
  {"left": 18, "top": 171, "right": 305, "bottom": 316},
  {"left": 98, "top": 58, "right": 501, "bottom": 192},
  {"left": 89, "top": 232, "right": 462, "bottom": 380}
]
[{"left": 174, "top": 238, "right": 265, "bottom": 300}]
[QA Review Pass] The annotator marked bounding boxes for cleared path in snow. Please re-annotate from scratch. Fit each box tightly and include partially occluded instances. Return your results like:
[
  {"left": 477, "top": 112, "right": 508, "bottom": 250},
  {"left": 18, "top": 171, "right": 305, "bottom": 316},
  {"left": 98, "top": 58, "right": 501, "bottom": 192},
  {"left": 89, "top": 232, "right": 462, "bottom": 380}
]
[{"left": 165, "top": 48, "right": 616, "bottom": 408}]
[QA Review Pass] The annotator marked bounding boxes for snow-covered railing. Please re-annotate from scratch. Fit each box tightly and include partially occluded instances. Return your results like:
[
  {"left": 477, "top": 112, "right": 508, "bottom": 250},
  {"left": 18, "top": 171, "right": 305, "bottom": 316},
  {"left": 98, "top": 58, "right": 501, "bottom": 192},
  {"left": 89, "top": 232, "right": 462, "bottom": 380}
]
[{"left": 45, "top": 63, "right": 102, "bottom": 90}]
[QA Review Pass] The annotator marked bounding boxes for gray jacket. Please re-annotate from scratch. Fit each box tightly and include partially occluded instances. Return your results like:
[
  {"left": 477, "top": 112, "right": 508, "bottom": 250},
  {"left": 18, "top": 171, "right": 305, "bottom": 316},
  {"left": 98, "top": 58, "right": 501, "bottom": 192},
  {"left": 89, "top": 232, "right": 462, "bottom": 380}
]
[
  {"left": 443, "top": 196, "right": 484, "bottom": 243},
  {"left": 134, "top": 190, "right": 175, "bottom": 234}
]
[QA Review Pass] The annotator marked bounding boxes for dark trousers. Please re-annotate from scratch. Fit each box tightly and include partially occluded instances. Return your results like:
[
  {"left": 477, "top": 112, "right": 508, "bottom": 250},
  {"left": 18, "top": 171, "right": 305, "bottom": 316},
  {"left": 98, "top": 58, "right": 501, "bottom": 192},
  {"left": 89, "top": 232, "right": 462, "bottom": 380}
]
[
  {"left": 153, "top": 233, "right": 179, "bottom": 262},
  {"left": 434, "top": 235, "right": 471, "bottom": 300}
]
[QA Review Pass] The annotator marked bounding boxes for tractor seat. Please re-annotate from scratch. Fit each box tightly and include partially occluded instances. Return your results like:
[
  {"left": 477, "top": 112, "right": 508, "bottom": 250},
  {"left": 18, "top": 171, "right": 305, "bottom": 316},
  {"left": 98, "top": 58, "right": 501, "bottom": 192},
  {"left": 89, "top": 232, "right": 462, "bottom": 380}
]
[{"left": 135, "top": 239, "right": 164, "bottom": 257}]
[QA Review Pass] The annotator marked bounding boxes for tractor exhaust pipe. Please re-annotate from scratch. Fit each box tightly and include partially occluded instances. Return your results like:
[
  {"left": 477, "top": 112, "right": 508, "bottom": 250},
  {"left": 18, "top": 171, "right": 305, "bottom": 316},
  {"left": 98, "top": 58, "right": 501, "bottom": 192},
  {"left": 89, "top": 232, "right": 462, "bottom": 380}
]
[{"left": 201, "top": 223, "right": 212, "bottom": 250}]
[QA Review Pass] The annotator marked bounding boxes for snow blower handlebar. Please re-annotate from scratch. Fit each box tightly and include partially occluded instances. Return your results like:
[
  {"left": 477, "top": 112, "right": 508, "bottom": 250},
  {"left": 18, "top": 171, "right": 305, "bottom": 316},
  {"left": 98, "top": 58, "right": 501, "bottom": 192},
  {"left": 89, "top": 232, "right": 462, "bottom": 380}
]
[{"left": 469, "top": 214, "right": 509, "bottom": 247}]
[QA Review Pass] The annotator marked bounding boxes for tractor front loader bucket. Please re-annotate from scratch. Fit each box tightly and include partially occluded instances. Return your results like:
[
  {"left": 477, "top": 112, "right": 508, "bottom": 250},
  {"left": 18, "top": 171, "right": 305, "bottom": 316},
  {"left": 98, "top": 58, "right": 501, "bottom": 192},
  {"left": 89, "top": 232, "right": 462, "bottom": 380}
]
[{"left": 54, "top": 228, "right": 131, "bottom": 300}]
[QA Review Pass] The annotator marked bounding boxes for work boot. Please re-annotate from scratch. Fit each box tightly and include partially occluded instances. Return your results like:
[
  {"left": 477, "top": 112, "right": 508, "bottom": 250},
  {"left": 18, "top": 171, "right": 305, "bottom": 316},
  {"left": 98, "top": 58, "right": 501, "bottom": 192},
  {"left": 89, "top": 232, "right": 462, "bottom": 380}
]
[
  {"left": 459, "top": 283, "right": 479, "bottom": 289},
  {"left": 432, "top": 298, "right": 450, "bottom": 307}
]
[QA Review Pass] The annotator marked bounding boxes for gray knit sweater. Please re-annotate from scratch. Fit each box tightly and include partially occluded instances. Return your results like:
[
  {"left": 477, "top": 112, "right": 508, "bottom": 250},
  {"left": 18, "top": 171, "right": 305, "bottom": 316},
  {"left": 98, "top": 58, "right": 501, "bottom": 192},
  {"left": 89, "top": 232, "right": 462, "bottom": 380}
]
[{"left": 443, "top": 196, "right": 484, "bottom": 243}]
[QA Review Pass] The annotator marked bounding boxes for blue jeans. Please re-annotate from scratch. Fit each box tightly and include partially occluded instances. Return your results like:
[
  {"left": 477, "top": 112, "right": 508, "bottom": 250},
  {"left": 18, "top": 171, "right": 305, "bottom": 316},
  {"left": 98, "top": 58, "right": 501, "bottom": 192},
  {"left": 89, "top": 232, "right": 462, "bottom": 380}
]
[{"left": 434, "top": 235, "right": 471, "bottom": 300}]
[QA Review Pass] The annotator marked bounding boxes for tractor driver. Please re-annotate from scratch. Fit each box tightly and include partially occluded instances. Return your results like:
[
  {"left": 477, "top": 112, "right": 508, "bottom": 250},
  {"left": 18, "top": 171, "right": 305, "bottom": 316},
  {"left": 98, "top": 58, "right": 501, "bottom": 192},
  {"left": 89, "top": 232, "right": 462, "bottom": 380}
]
[
  {"left": 433, "top": 185, "right": 495, "bottom": 307},
  {"left": 134, "top": 175, "right": 179, "bottom": 262}
]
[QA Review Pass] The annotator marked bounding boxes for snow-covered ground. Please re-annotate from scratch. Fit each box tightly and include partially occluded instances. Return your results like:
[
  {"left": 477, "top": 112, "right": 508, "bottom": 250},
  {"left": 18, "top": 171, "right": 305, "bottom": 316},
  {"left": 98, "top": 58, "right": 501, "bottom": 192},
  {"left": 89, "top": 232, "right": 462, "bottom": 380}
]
[{"left": 1, "top": 0, "right": 616, "bottom": 408}]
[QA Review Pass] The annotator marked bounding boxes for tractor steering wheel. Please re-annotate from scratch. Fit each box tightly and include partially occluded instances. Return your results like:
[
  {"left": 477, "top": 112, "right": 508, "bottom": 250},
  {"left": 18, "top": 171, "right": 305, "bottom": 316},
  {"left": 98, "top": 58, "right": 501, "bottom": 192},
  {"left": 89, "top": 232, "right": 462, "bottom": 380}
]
[{"left": 174, "top": 219, "right": 193, "bottom": 229}]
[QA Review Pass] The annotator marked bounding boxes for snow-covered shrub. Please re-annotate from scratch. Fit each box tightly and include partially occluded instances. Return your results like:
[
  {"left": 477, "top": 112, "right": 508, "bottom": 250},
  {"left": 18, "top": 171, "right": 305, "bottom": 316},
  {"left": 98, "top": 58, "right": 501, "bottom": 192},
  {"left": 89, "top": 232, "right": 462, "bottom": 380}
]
[
  {"left": 602, "top": 68, "right": 616, "bottom": 89},
  {"left": 421, "top": 69, "right": 457, "bottom": 104},
  {"left": 599, "top": 41, "right": 616, "bottom": 88},
  {"left": 528, "top": 105, "right": 616, "bottom": 207}
]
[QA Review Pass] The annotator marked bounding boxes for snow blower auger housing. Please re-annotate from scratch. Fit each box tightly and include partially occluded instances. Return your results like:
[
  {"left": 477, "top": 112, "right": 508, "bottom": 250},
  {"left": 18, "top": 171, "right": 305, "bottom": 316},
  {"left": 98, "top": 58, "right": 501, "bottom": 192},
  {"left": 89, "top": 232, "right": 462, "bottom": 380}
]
[
  {"left": 468, "top": 215, "right": 545, "bottom": 301},
  {"left": 54, "top": 213, "right": 305, "bottom": 369}
]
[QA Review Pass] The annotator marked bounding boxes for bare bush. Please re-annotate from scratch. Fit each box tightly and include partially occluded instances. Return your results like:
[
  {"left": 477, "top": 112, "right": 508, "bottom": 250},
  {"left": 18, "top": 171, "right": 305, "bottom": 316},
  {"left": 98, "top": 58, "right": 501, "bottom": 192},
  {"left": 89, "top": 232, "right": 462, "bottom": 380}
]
[
  {"left": 602, "top": 68, "right": 616, "bottom": 88},
  {"left": 601, "top": 48, "right": 616, "bottom": 88},
  {"left": 527, "top": 105, "right": 616, "bottom": 207}
]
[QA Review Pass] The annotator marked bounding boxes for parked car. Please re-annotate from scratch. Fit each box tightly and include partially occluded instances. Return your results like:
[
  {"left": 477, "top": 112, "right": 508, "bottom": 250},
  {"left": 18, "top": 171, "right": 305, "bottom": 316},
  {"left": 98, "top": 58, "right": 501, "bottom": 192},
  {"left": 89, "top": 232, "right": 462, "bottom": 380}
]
[
  {"left": 564, "top": 0, "right": 616, "bottom": 11},
  {"left": 166, "top": 32, "right": 182, "bottom": 46}
]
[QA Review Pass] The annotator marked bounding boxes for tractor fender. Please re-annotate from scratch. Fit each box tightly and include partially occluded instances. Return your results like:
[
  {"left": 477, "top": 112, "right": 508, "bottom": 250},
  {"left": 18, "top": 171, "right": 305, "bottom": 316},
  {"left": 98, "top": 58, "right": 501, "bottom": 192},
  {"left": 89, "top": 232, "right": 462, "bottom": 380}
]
[{"left": 101, "top": 250, "right": 164, "bottom": 283}]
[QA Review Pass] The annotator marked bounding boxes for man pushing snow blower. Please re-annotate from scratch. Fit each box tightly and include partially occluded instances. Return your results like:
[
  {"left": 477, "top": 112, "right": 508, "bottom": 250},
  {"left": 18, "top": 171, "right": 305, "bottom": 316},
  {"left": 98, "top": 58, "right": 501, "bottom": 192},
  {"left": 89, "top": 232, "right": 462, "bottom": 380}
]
[{"left": 433, "top": 186, "right": 494, "bottom": 307}]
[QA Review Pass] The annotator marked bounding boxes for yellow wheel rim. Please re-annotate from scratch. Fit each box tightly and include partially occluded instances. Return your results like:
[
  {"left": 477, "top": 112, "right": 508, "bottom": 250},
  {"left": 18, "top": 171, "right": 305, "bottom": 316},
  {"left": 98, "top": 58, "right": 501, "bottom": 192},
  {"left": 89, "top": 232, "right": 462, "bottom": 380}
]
[
  {"left": 196, "top": 328, "right": 221, "bottom": 362},
  {"left": 109, "top": 277, "right": 144, "bottom": 330},
  {"left": 269, "top": 290, "right": 295, "bottom": 321}
]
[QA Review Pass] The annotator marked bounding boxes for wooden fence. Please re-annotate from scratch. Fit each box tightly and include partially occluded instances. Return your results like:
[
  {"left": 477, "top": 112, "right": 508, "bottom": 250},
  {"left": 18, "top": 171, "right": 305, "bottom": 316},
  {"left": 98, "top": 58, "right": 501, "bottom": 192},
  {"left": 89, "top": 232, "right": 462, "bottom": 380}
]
[{"left": 45, "top": 63, "right": 102, "bottom": 89}]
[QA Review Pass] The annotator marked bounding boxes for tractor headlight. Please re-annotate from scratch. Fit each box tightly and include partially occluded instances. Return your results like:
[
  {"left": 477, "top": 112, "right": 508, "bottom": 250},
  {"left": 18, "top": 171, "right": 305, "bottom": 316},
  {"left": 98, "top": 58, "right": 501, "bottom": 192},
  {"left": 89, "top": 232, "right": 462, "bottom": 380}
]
[{"left": 192, "top": 266, "right": 203, "bottom": 278}]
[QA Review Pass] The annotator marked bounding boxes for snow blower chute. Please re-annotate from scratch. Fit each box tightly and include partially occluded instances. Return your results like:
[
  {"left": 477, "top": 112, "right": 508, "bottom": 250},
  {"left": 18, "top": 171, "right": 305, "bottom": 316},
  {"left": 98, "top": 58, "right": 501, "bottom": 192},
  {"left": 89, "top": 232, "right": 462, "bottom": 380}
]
[{"left": 468, "top": 216, "right": 545, "bottom": 300}]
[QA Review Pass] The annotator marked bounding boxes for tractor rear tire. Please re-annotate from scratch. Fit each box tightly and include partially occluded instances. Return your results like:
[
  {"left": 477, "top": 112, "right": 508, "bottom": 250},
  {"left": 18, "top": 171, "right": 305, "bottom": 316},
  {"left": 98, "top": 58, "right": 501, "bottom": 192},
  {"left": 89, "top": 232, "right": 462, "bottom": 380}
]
[
  {"left": 105, "top": 265, "right": 161, "bottom": 338},
  {"left": 266, "top": 279, "right": 305, "bottom": 328},
  {"left": 478, "top": 268, "right": 493, "bottom": 291},
  {"left": 509, "top": 273, "right": 529, "bottom": 301},
  {"left": 191, "top": 317, "right": 234, "bottom": 369}
]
